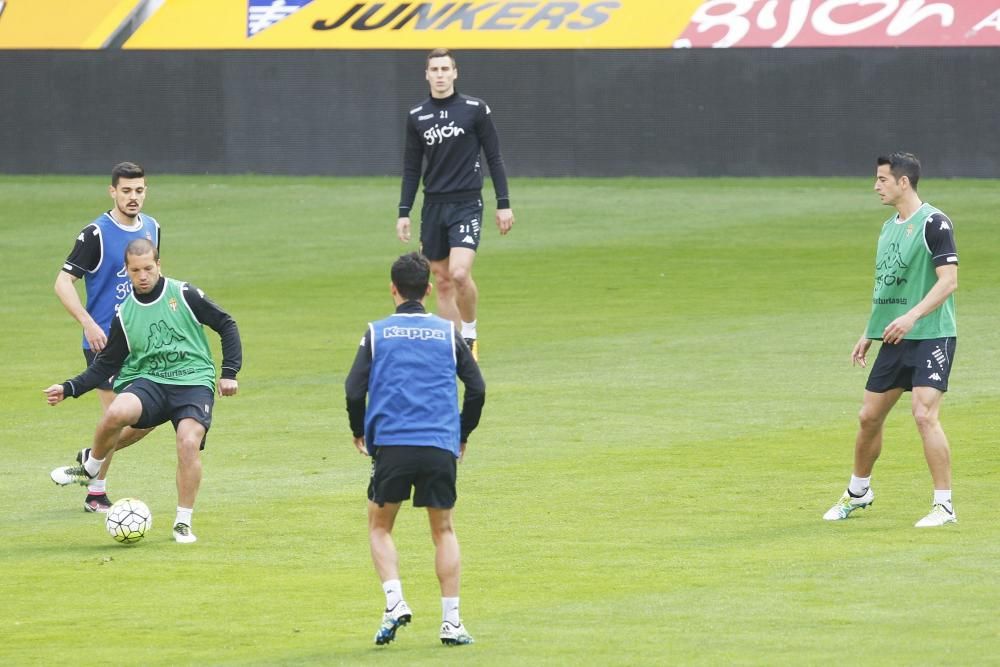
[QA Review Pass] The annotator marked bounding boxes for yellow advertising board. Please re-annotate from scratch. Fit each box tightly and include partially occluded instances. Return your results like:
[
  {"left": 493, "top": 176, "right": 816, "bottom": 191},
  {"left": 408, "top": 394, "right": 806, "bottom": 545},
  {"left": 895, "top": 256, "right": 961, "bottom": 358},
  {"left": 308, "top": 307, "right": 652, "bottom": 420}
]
[
  {"left": 124, "top": 0, "right": 704, "bottom": 49},
  {"left": 0, "top": 0, "right": 142, "bottom": 48}
]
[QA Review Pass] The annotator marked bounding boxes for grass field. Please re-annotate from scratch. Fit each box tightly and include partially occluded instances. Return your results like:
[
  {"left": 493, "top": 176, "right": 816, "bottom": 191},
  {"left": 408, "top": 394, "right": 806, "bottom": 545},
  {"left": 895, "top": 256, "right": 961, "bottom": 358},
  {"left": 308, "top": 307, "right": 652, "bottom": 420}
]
[{"left": 1, "top": 175, "right": 999, "bottom": 665}]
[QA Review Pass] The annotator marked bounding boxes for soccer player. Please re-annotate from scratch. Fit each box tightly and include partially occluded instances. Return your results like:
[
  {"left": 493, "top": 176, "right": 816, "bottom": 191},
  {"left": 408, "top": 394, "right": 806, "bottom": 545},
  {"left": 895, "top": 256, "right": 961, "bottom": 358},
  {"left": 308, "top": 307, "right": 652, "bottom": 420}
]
[
  {"left": 46, "top": 239, "right": 242, "bottom": 544},
  {"left": 396, "top": 47, "right": 515, "bottom": 361},
  {"left": 345, "top": 252, "right": 485, "bottom": 646},
  {"left": 823, "top": 152, "right": 959, "bottom": 528},
  {"left": 54, "top": 162, "right": 160, "bottom": 513}
]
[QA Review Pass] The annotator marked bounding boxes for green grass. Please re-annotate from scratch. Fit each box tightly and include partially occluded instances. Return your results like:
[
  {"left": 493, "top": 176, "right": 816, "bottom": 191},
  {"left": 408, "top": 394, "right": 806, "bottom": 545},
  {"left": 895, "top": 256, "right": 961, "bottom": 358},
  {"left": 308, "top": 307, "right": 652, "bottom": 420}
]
[{"left": 1, "top": 175, "right": 999, "bottom": 665}]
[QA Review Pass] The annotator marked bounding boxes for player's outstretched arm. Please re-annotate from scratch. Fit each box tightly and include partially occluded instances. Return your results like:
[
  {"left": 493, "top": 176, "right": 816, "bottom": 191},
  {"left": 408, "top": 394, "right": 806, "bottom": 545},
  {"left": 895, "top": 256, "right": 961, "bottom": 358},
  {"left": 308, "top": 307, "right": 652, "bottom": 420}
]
[{"left": 43, "top": 384, "right": 65, "bottom": 405}]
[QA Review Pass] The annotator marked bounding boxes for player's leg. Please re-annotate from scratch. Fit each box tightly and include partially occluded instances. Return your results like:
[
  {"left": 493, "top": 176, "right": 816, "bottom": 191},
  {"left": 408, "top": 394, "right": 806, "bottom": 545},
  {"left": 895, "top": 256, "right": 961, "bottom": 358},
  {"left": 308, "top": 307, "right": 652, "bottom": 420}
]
[
  {"left": 174, "top": 417, "right": 205, "bottom": 511},
  {"left": 422, "top": 202, "right": 462, "bottom": 326},
  {"left": 115, "top": 425, "right": 154, "bottom": 450},
  {"left": 429, "top": 257, "right": 461, "bottom": 326},
  {"left": 83, "top": 372, "right": 153, "bottom": 509},
  {"left": 92, "top": 393, "right": 144, "bottom": 460},
  {"left": 428, "top": 506, "right": 473, "bottom": 645},
  {"left": 910, "top": 338, "right": 957, "bottom": 526},
  {"left": 97, "top": 384, "right": 154, "bottom": 454},
  {"left": 444, "top": 200, "right": 483, "bottom": 356},
  {"left": 427, "top": 507, "right": 460, "bottom": 597},
  {"left": 171, "top": 418, "right": 206, "bottom": 543},
  {"left": 76, "top": 347, "right": 118, "bottom": 508},
  {"left": 51, "top": 392, "right": 143, "bottom": 487},
  {"left": 854, "top": 388, "right": 904, "bottom": 476},
  {"left": 825, "top": 340, "right": 911, "bottom": 521},
  {"left": 369, "top": 499, "right": 412, "bottom": 644},
  {"left": 448, "top": 247, "right": 478, "bottom": 329},
  {"left": 823, "top": 387, "right": 902, "bottom": 520},
  {"left": 912, "top": 387, "right": 956, "bottom": 526},
  {"left": 415, "top": 448, "right": 471, "bottom": 645},
  {"left": 369, "top": 500, "right": 402, "bottom": 585},
  {"left": 911, "top": 387, "right": 950, "bottom": 487},
  {"left": 912, "top": 386, "right": 957, "bottom": 528},
  {"left": 169, "top": 384, "right": 214, "bottom": 543},
  {"left": 93, "top": 389, "right": 118, "bottom": 477},
  {"left": 82, "top": 388, "right": 121, "bottom": 511},
  {"left": 367, "top": 446, "right": 417, "bottom": 644}
]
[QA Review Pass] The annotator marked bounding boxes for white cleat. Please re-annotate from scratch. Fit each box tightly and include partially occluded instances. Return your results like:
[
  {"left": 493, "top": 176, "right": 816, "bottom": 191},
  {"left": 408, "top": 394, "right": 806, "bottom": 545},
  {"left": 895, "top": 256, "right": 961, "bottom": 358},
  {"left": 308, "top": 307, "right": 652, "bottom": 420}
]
[
  {"left": 172, "top": 523, "right": 198, "bottom": 543},
  {"left": 823, "top": 488, "right": 874, "bottom": 521},
  {"left": 50, "top": 465, "right": 93, "bottom": 486},
  {"left": 50, "top": 448, "right": 97, "bottom": 486},
  {"left": 440, "top": 620, "right": 474, "bottom": 645},
  {"left": 914, "top": 504, "right": 957, "bottom": 528},
  {"left": 374, "top": 601, "right": 412, "bottom": 645}
]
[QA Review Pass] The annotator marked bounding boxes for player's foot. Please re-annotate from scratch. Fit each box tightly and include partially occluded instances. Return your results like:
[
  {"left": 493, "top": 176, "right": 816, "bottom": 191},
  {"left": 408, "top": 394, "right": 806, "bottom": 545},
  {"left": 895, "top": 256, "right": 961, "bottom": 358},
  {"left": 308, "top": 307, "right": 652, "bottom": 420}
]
[
  {"left": 463, "top": 338, "right": 478, "bottom": 362},
  {"left": 172, "top": 523, "right": 198, "bottom": 544},
  {"left": 914, "top": 503, "right": 957, "bottom": 528},
  {"left": 440, "top": 620, "right": 474, "bottom": 645},
  {"left": 822, "top": 488, "right": 874, "bottom": 521},
  {"left": 50, "top": 449, "right": 96, "bottom": 486},
  {"left": 374, "top": 600, "right": 412, "bottom": 645},
  {"left": 83, "top": 493, "right": 113, "bottom": 513}
]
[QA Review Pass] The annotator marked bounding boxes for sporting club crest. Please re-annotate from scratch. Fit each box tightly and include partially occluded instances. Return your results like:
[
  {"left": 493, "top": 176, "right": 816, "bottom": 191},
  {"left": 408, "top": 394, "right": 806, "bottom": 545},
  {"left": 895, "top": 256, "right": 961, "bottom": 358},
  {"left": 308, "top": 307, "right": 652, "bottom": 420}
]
[{"left": 247, "top": 0, "right": 314, "bottom": 37}]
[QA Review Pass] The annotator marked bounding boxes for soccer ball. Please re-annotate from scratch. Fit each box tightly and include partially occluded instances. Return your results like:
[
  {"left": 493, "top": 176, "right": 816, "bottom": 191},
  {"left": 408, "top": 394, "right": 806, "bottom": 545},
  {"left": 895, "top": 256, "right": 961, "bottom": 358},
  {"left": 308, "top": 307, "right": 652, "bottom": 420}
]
[{"left": 105, "top": 498, "right": 152, "bottom": 544}]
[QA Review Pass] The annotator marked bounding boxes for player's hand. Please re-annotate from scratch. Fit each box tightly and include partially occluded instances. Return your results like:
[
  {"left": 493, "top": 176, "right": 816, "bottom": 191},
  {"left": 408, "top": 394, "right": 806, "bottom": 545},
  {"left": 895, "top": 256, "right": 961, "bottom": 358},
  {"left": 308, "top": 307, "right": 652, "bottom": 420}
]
[
  {"left": 44, "top": 384, "right": 65, "bottom": 405},
  {"left": 84, "top": 322, "right": 107, "bottom": 352},
  {"left": 882, "top": 312, "right": 917, "bottom": 345},
  {"left": 496, "top": 208, "right": 514, "bottom": 236},
  {"left": 218, "top": 379, "right": 239, "bottom": 396},
  {"left": 851, "top": 336, "right": 872, "bottom": 367},
  {"left": 353, "top": 436, "right": 368, "bottom": 456},
  {"left": 459, "top": 441, "right": 467, "bottom": 463},
  {"left": 396, "top": 217, "right": 412, "bottom": 243}
]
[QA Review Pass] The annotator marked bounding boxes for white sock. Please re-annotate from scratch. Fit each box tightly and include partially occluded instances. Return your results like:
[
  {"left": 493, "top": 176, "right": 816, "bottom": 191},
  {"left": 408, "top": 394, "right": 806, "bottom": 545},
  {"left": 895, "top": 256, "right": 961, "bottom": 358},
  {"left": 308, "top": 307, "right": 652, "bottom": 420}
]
[
  {"left": 83, "top": 454, "right": 104, "bottom": 477},
  {"left": 175, "top": 507, "right": 193, "bottom": 527},
  {"left": 383, "top": 579, "right": 403, "bottom": 610},
  {"left": 934, "top": 490, "right": 952, "bottom": 510},
  {"left": 87, "top": 479, "right": 107, "bottom": 495},
  {"left": 848, "top": 475, "right": 870, "bottom": 496},
  {"left": 461, "top": 320, "right": 477, "bottom": 340},
  {"left": 442, "top": 597, "right": 460, "bottom": 625}
]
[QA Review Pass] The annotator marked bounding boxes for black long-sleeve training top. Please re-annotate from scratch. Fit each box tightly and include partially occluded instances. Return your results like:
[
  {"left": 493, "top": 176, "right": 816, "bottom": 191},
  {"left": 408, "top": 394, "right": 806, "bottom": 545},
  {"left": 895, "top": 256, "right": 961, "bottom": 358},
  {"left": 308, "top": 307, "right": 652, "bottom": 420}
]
[{"left": 398, "top": 90, "right": 510, "bottom": 217}]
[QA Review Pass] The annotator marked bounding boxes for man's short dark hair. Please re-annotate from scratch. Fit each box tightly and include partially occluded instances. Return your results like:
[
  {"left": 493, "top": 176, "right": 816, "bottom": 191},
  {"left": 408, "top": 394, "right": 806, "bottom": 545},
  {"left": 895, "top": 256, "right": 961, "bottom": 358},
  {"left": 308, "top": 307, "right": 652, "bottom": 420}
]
[
  {"left": 392, "top": 252, "right": 430, "bottom": 301},
  {"left": 125, "top": 238, "right": 158, "bottom": 263},
  {"left": 426, "top": 47, "right": 456, "bottom": 69},
  {"left": 111, "top": 162, "right": 145, "bottom": 186},
  {"left": 877, "top": 152, "right": 920, "bottom": 190}
]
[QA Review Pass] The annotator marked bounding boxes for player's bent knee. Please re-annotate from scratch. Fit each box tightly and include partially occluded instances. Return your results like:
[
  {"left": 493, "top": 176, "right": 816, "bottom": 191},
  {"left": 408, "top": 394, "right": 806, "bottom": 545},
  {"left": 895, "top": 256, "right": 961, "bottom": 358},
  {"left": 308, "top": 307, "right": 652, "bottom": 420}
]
[
  {"left": 103, "top": 404, "right": 140, "bottom": 428},
  {"left": 175, "top": 422, "right": 205, "bottom": 458},
  {"left": 176, "top": 441, "right": 202, "bottom": 467}
]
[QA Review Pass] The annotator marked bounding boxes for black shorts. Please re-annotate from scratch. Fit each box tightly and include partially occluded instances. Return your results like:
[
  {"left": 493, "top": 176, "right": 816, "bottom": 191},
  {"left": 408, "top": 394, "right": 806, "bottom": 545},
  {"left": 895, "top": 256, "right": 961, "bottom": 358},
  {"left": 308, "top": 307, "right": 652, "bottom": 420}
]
[
  {"left": 419, "top": 199, "right": 483, "bottom": 261},
  {"left": 368, "top": 445, "right": 457, "bottom": 509},
  {"left": 866, "top": 337, "right": 956, "bottom": 393},
  {"left": 83, "top": 348, "right": 114, "bottom": 391},
  {"left": 118, "top": 378, "right": 214, "bottom": 449}
]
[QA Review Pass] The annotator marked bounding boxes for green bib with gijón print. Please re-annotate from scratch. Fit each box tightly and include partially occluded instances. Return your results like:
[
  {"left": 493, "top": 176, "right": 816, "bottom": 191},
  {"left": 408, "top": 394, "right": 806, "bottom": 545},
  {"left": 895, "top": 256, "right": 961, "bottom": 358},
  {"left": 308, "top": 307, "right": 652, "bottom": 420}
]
[{"left": 114, "top": 278, "right": 216, "bottom": 392}]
